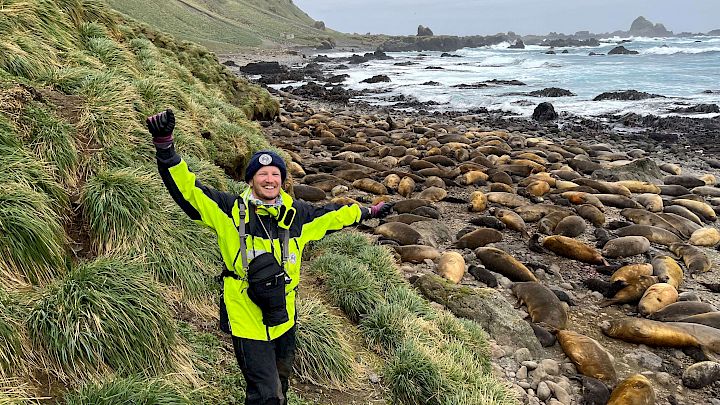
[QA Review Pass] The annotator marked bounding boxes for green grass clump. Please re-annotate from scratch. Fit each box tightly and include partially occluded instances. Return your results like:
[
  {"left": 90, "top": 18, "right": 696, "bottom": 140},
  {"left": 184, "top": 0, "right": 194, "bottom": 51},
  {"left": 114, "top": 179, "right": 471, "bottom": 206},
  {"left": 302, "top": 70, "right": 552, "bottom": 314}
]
[
  {"left": 309, "top": 231, "right": 370, "bottom": 258},
  {"left": 20, "top": 104, "right": 79, "bottom": 184},
  {"left": 27, "top": 256, "right": 176, "bottom": 380},
  {"left": 384, "top": 340, "right": 444, "bottom": 405},
  {"left": 295, "top": 297, "right": 355, "bottom": 387},
  {"left": 360, "top": 302, "right": 416, "bottom": 354},
  {"left": 0, "top": 145, "right": 68, "bottom": 212},
  {"left": 0, "top": 289, "right": 23, "bottom": 376},
  {"left": 0, "top": 115, "right": 19, "bottom": 147},
  {"left": 63, "top": 376, "right": 190, "bottom": 405},
  {"left": 385, "top": 285, "right": 433, "bottom": 318},
  {"left": 310, "top": 254, "right": 383, "bottom": 323},
  {"left": 355, "top": 245, "right": 405, "bottom": 290},
  {"left": 0, "top": 183, "right": 67, "bottom": 285}
]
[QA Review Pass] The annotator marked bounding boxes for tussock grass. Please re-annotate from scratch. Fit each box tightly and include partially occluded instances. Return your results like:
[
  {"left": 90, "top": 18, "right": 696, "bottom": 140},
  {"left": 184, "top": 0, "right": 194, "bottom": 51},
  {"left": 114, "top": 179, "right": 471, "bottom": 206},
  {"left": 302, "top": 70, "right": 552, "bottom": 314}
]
[
  {"left": 295, "top": 297, "right": 356, "bottom": 387},
  {"left": 20, "top": 104, "right": 79, "bottom": 184},
  {"left": 384, "top": 285, "right": 433, "bottom": 318},
  {"left": 0, "top": 145, "right": 68, "bottom": 211},
  {"left": 310, "top": 253, "right": 383, "bottom": 322},
  {"left": 309, "top": 231, "right": 369, "bottom": 258},
  {"left": 0, "top": 115, "right": 19, "bottom": 148},
  {"left": 355, "top": 245, "right": 405, "bottom": 290},
  {"left": 0, "top": 289, "right": 22, "bottom": 377},
  {"left": 27, "top": 256, "right": 176, "bottom": 380},
  {"left": 0, "top": 377, "right": 41, "bottom": 405},
  {"left": 0, "top": 183, "right": 67, "bottom": 285},
  {"left": 184, "top": 155, "right": 232, "bottom": 192},
  {"left": 63, "top": 376, "right": 189, "bottom": 405},
  {"left": 360, "top": 302, "right": 417, "bottom": 354},
  {"left": 384, "top": 340, "right": 444, "bottom": 405}
]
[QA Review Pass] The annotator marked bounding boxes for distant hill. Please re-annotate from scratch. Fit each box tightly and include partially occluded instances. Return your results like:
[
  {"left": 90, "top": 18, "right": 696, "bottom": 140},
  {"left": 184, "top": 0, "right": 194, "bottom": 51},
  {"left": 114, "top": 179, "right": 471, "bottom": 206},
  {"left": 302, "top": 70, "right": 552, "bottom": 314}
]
[{"left": 106, "top": 0, "right": 347, "bottom": 51}]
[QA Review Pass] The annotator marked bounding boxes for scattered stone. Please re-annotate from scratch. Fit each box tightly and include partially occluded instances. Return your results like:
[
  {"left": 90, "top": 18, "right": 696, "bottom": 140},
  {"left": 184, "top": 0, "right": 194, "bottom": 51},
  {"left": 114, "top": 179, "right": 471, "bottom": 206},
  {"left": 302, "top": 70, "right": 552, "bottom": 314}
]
[
  {"left": 514, "top": 348, "right": 533, "bottom": 364},
  {"left": 532, "top": 102, "right": 558, "bottom": 121},
  {"left": 523, "top": 360, "right": 539, "bottom": 370},
  {"left": 682, "top": 361, "right": 720, "bottom": 388},
  {"left": 537, "top": 381, "right": 551, "bottom": 401},
  {"left": 517, "top": 365, "right": 528, "bottom": 380},
  {"left": 540, "top": 359, "right": 560, "bottom": 376}
]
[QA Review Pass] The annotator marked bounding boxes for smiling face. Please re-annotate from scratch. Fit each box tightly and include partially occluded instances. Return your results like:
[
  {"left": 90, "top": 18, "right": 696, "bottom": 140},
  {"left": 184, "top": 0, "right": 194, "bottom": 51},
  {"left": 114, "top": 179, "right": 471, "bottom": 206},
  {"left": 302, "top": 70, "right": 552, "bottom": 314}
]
[{"left": 249, "top": 165, "right": 282, "bottom": 204}]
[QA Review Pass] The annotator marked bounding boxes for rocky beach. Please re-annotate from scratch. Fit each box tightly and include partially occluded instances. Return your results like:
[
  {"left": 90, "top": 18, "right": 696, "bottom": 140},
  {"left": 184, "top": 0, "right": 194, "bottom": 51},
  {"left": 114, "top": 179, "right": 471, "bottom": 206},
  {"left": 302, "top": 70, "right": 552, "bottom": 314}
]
[{"left": 222, "top": 48, "right": 720, "bottom": 404}]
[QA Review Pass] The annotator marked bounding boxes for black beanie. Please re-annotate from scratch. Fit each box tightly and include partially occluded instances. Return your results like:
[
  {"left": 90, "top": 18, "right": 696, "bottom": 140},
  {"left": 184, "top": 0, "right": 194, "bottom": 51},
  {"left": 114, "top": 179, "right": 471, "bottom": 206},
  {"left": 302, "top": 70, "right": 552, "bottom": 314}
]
[{"left": 245, "top": 150, "right": 287, "bottom": 183}]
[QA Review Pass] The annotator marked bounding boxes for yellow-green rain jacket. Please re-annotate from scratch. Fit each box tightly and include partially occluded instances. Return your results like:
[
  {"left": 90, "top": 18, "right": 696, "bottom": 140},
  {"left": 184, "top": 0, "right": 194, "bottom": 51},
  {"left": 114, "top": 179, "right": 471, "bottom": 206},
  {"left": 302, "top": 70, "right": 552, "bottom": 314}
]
[{"left": 156, "top": 145, "right": 365, "bottom": 340}]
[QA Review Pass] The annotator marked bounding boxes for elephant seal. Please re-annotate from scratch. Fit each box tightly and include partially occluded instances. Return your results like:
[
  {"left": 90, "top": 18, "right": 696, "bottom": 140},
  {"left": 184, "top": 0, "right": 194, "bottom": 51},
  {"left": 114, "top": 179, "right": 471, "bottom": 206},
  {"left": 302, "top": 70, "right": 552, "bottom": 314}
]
[
  {"left": 475, "top": 247, "right": 538, "bottom": 282},
  {"left": 663, "top": 205, "right": 703, "bottom": 225},
  {"left": 487, "top": 192, "right": 529, "bottom": 208},
  {"left": 664, "top": 175, "right": 705, "bottom": 189},
  {"left": 538, "top": 210, "right": 574, "bottom": 235},
  {"left": 583, "top": 278, "right": 622, "bottom": 298},
  {"left": 374, "top": 222, "right": 422, "bottom": 245},
  {"left": 689, "top": 227, "right": 720, "bottom": 246},
  {"left": 527, "top": 321, "right": 556, "bottom": 347},
  {"left": 468, "top": 191, "right": 487, "bottom": 212},
  {"left": 383, "top": 173, "right": 401, "bottom": 191},
  {"left": 615, "top": 181, "right": 661, "bottom": 194},
  {"left": 571, "top": 375, "right": 610, "bottom": 405},
  {"left": 607, "top": 374, "right": 655, "bottom": 405},
  {"left": 353, "top": 178, "right": 388, "bottom": 195},
  {"left": 669, "top": 243, "right": 711, "bottom": 273},
  {"left": 657, "top": 212, "right": 701, "bottom": 238},
  {"left": 493, "top": 208, "right": 529, "bottom": 238},
  {"left": 615, "top": 224, "right": 682, "bottom": 246},
  {"left": 398, "top": 176, "right": 415, "bottom": 198},
  {"left": 651, "top": 255, "right": 684, "bottom": 289},
  {"left": 659, "top": 184, "right": 691, "bottom": 196},
  {"left": 417, "top": 186, "right": 447, "bottom": 203},
  {"left": 293, "top": 184, "right": 327, "bottom": 202},
  {"left": 437, "top": 251, "right": 465, "bottom": 283},
  {"left": 575, "top": 204, "right": 605, "bottom": 227},
  {"left": 393, "top": 199, "right": 431, "bottom": 214},
  {"left": 574, "top": 178, "right": 631, "bottom": 197},
  {"left": 600, "top": 275, "right": 658, "bottom": 307},
  {"left": 648, "top": 301, "right": 717, "bottom": 322},
  {"left": 602, "top": 236, "right": 650, "bottom": 259},
  {"left": 620, "top": 208, "right": 681, "bottom": 237},
  {"left": 554, "top": 215, "right": 587, "bottom": 238},
  {"left": 384, "top": 213, "right": 433, "bottom": 225},
  {"left": 638, "top": 283, "right": 679, "bottom": 316},
  {"left": 515, "top": 204, "right": 572, "bottom": 223},
  {"left": 511, "top": 282, "right": 568, "bottom": 331},
  {"left": 635, "top": 193, "right": 663, "bottom": 212},
  {"left": 672, "top": 198, "right": 717, "bottom": 222},
  {"left": 677, "top": 312, "right": 720, "bottom": 329},
  {"left": 467, "top": 265, "right": 498, "bottom": 287},
  {"left": 454, "top": 228, "right": 503, "bottom": 249},
  {"left": 393, "top": 245, "right": 440, "bottom": 264},
  {"left": 594, "top": 194, "right": 641, "bottom": 209},
  {"left": 542, "top": 235, "right": 605, "bottom": 264},
  {"left": 469, "top": 216, "right": 505, "bottom": 230},
  {"left": 557, "top": 330, "right": 617, "bottom": 383},
  {"left": 610, "top": 263, "right": 654, "bottom": 284}
]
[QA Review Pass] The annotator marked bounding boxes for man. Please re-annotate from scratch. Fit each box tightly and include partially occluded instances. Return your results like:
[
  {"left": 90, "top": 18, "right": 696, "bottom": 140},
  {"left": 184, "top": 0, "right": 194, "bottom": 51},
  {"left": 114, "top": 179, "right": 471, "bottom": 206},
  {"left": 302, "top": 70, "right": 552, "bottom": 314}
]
[{"left": 147, "top": 109, "right": 392, "bottom": 405}]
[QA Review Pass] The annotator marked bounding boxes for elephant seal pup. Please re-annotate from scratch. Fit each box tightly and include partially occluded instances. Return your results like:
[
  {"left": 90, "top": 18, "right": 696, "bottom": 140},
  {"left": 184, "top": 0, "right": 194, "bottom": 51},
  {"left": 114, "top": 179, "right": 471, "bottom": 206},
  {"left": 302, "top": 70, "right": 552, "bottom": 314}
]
[
  {"left": 600, "top": 275, "right": 658, "bottom": 307},
  {"left": 553, "top": 215, "right": 586, "bottom": 238},
  {"left": 467, "top": 265, "right": 498, "bottom": 287},
  {"left": 527, "top": 321, "right": 556, "bottom": 347},
  {"left": 398, "top": 176, "right": 415, "bottom": 198},
  {"left": 393, "top": 245, "right": 440, "bottom": 264},
  {"left": 511, "top": 282, "right": 568, "bottom": 331},
  {"left": 669, "top": 242, "right": 712, "bottom": 273},
  {"left": 486, "top": 192, "right": 529, "bottom": 208},
  {"left": 583, "top": 278, "right": 623, "bottom": 298},
  {"left": 393, "top": 199, "right": 432, "bottom": 214},
  {"left": 615, "top": 224, "right": 682, "bottom": 246},
  {"left": 437, "top": 251, "right": 466, "bottom": 284},
  {"left": 602, "top": 236, "right": 651, "bottom": 259},
  {"left": 374, "top": 222, "right": 422, "bottom": 245},
  {"left": 606, "top": 374, "right": 655, "bottom": 405},
  {"left": 610, "top": 263, "right": 654, "bottom": 284},
  {"left": 538, "top": 211, "right": 573, "bottom": 235},
  {"left": 651, "top": 255, "right": 684, "bottom": 289},
  {"left": 557, "top": 330, "right": 617, "bottom": 383},
  {"left": 493, "top": 208, "right": 529, "bottom": 238},
  {"left": 541, "top": 235, "right": 606, "bottom": 264},
  {"left": 648, "top": 301, "right": 717, "bottom": 321},
  {"left": 384, "top": 213, "right": 433, "bottom": 225},
  {"left": 571, "top": 375, "right": 611, "bottom": 405},
  {"left": 469, "top": 216, "right": 505, "bottom": 230},
  {"left": 635, "top": 193, "right": 664, "bottom": 212},
  {"left": 575, "top": 204, "right": 605, "bottom": 227},
  {"left": 468, "top": 191, "right": 487, "bottom": 212},
  {"left": 475, "top": 247, "right": 538, "bottom": 282},
  {"left": 638, "top": 283, "right": 679, "bottom": 316},
  {"left": 293, "top": 184, "right": 327, "bottom": 202},
  {"left": 594, "top": 194, "right": 641, "bottom": 209},
  {"left": 514, "top": 204, "right": 572, "bottom": 223},
  {"left": 454, "top": 228, "right": 503, "bottom": 249},
  {"left": 353, "top": 178, "right": 388, "bottom": 195},
  {"left": 417, "top": 186, "right": 447, "bottom": 203},
  {"left": 689, "top": 227, "right": 720, "bottom": 246},
  {"left": 601, "top": 318, "right": 700, "bottom": 349}
]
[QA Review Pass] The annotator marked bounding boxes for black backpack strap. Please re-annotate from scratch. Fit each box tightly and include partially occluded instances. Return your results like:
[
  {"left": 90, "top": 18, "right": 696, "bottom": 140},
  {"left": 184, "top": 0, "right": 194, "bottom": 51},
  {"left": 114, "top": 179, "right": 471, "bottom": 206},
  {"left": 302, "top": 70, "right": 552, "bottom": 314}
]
[{"left": 231, "top": 198, "right": 249, "bottom": 278}]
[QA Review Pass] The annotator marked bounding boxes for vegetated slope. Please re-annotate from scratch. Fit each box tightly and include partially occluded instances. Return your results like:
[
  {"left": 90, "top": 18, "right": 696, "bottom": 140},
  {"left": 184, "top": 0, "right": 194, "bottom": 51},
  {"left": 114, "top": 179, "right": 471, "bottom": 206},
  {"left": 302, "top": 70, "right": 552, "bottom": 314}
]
[{"left": 105, "top": 0, "right": 341, "bottom": 51}]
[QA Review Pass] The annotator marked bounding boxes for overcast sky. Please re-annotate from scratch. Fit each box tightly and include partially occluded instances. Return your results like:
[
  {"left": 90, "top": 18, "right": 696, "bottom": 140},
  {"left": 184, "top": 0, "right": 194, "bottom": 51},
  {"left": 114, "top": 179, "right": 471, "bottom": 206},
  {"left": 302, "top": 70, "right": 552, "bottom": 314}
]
[{"left": 293, "top": 0, "right": 720, "bottom": 36}]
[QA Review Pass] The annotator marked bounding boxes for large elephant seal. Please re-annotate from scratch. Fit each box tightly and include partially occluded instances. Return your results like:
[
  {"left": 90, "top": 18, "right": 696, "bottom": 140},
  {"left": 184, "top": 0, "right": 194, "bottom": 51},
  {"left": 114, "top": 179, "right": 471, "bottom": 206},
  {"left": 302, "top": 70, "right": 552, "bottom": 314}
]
[
  {"left": 610, "top": 263, "right": 654, "bottom": 284},
  {"left": 607, "top": 374, "right": 655, "bottom": 405},
  {"left": 437, "top": 251, "right": 465, "bottom": 283},
  {"left": 475, "top": 247, "right": 538, "bottom": 282},
  {"left": 638, "top": 283, "right": 679, "bottom": 316},
  {"left": 669, "top": 243, "right": 711, "bottom": 273},
  {"left": 615, "top": 224, "right": 682, "bottom": 246},
  {"left": 553, "top": 215, "right": 587, "bottom": 238},
  {"left": 557, "top": 330, "right": 617, "bottom": 383},
  {"left": 541, "top": 235, "right": 605, "bottom": 264},
  {"left": 651, "top": 255, "right": 684, "bottom": 289},
  {"left": 398, "top": 176, "right": 415, "bottom": 198},
  {"left": 493, "top": 208, "right": 529, "bottom": 238},
  {"left": 454, "top": 228, "right": 503, "bottom": 249},
  {"left": 575, "top": 204, "right": 605, "bottom": 227},
  {"left": 374, "top": 222, "right": 422, "bottom": 245},
  {"left": 602, "top": 236, "right": 650, "bottom": 259},
  {"left": 486, "top": 192, "right": 529, "bottom": 208},
  {"left": 511, "top": 282, "right": 568, "bottom": 331},
  {"left": 648, "top": 301, "right": 717, "bottom": 322},
  {"left": 600, "top": 275, "right": 658, "bottom": 307},
  {"left": 677, "top": 312, "right": 720, "bottom": 329},
  {"left": 620, "top": 208, "right": 680, "bottom": 237},
  {"left": 672, "top": 198, "right": 717, "bottom": 222},
  {"left": 602, "top": 318, "right": 700, "bottom": 349}
]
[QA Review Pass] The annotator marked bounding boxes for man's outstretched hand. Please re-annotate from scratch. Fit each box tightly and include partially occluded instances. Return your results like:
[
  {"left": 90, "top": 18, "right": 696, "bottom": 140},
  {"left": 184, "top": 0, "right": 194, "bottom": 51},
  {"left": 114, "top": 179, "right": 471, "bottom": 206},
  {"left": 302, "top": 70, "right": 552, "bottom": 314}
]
[
  {"left": 368, "top": 202, "right": 393, "bottom": 219},
  {"left": 147, "top": 109, "right": 175, "bottom": 148}
]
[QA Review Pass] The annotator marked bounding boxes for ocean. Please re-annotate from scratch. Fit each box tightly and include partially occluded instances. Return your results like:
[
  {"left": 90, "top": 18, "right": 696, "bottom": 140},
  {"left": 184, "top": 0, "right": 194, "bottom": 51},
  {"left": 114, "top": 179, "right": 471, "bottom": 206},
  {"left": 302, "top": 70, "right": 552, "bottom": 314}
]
[{"left": 279, "top": 36, "right": 720, "bottom": 119}]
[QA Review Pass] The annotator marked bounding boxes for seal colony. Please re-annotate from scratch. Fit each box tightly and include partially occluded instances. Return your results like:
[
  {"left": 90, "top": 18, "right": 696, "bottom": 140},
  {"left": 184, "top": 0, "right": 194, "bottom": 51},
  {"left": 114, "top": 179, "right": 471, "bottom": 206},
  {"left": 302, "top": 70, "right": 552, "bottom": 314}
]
[{"left": 262, "top": 90, "right": 720, "bottom": 403}]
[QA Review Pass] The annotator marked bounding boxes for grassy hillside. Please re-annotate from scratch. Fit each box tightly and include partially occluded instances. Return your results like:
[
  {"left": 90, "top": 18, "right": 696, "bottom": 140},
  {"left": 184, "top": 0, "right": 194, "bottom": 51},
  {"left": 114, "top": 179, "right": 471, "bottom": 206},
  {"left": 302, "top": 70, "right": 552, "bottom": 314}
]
[{"left": 105, "top": 0, "right": 342, "bottom": 51}]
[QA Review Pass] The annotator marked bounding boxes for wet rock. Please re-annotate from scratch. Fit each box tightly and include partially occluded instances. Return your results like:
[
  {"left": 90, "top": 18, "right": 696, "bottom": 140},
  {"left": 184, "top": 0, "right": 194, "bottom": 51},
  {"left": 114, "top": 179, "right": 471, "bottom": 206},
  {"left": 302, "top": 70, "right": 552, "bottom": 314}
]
[
  {"left": 528, "top": 88, "right": 575, "bottom": 97},
  {"left": 509, "top": 39, "right": 525, "bottom": 49},
  {"left": 592, "top": 157, "right": 663, "bottom": 182},
  {"left": 361, "top": 75, "right": 391, "bottom": 84},
  {"left": 671, "top": 104, "right": 720, "bottom": 114},
  {"left": 682, "top": 361, "right": 720, "bottom": 388},
  {"left": 593, "top": 90, "right": 665, "bottom": 101},
  {"left": 239, "top": 61, "right": 285, "bottom": 75},
  {"left": 532, "top": 102, "right": 558, "bottom": 121},
  {"left": 608, "top": 45, "right": 639, "bottom": 55},
  {"left": 540, "top": 359, "right": 560, "bottom": 376},
  {"left": 517, "top": 365, "right": 528, "bottom": 380},
  {"left": 417, "top": 25, "right": 434, "bottom": 36}
]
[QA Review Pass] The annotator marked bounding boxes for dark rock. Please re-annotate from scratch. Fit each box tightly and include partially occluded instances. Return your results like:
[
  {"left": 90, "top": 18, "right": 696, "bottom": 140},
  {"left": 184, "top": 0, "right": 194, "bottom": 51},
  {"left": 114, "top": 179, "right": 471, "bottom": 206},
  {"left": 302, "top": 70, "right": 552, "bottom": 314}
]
[
  {"left": 532, "top": 102, "right": 559, "bottom": 121},
  {"left": 349, "top": 54, "right": 369, "bottom": 64},
  {"left": 425, "top": 66, "right": 444, "bottom": 70},
  {"left": 509, "top": 39, "right": 525, "bottom": 49},
  {"left": 239, "top": 61, "right": 285, "bottom": 75},
  {"left": 364, "top": 50, "right": 393, "bottom": 60},
  {"left": 451, "top": 83, "right": 488, "bottom": 89},
  {"left": 561, "top": 50, "right": 569, "bottom": 54},
  {"left": 222, "top": 60, "right": 237, "bottom": 67},
  {"left": 361, "top": 75, "right": 391, "bottom": 84},
  {"left": 671, "top": 104, "right": 720, "bottom": 114},
  {"left": 484, "top": 79, "right": 526, "bottom": 86},
  {"left": 421, "top": 81, "right": 441, "bottom": 86},
  {"left": 608, "top": 46, "right": 639, "bottom": 55},
  {"left": 529, "top": 87, "right": 576, "bottom": 97},
  {"left": 542, "top": 38, "right": 600, "bottom": 47},
  {"left": 313, "top": 55, "right": 332, "bottom": 62},
  {"left": 327, "top": 74, "right": 349, "bottom": 84},
  {"left": 630, "top": 16, "right": 672, "bottom": 37},
  {"left": 440, "top": 52, "right": 462, "bottom": 57},
  {"left": 417, "top": 25, "right": 434, "bottom": 37},
  {"left": 393, "top": 61, "right": 417, "bottom": 66},
  {"left": 593, "top": 90, "right": 665, "bottom": 101},
  {"left": 316, "top": 38, "right": 335, "bottom": 50},
  {"left": 545, "top": 50, "right": 556, "bottom": 55},
  {"left": 589, "top": 52, "right": 604, "bottom": 56}
]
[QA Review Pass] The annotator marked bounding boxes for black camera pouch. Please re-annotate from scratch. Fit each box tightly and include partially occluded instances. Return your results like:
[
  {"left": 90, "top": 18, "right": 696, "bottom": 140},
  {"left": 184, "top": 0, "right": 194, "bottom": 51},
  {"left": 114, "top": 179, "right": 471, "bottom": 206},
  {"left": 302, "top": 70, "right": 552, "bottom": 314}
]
[{"left": 247, "top": 252, "right": 289, "bottom": 327}]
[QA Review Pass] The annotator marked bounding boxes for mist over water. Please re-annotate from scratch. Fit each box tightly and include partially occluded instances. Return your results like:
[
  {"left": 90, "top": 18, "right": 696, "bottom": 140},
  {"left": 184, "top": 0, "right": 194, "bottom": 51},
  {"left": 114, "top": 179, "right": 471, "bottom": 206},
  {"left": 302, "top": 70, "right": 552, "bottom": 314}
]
[{"left": 282, "top": 36, "right": 720, "bottom": 119}]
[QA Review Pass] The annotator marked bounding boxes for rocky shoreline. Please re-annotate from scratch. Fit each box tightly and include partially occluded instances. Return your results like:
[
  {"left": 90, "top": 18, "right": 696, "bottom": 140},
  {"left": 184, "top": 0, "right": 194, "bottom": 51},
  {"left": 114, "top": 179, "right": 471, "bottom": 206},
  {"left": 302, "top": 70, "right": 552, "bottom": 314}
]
[{"left": 228, "top": 51, "right": 720, "bottom": 404}]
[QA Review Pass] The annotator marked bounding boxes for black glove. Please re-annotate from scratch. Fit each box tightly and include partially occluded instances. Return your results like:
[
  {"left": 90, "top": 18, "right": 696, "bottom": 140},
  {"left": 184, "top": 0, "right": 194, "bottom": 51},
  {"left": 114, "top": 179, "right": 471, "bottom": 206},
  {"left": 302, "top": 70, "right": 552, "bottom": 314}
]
[
  {"left": 146, "top": 109, "right": 175, "bottom": 148},
  {"left": 368, "top": 202, "right": 393, "bottom": 219}
]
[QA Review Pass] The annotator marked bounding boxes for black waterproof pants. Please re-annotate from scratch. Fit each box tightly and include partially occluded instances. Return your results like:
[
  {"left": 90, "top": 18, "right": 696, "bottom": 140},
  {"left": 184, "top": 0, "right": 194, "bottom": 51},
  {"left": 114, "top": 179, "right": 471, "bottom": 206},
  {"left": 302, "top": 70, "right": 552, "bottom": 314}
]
[{"left": 232, "top": 326, "right": 296, "bottom": 405}]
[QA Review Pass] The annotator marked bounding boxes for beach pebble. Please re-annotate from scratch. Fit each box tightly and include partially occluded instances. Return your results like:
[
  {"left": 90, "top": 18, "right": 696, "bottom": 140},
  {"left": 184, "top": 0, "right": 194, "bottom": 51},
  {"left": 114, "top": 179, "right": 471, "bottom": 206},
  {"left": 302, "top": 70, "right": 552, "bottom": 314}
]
[
  {"left": 540, "top": 359, "right": 560, "bottom": 376},
  {"left": 537, "top": 382, "right": 551, "bottom": 401},
  {"left": 522, "top": 360, "right": 539, "bottom": 370},
  {"left": 514, "top": 348, "right": 532, "bottom": 364},
  {"left": 546, "top": 380, "right": 571, "bottom": 405},
  {"left": 517, "top": 365, "right": 528, "bottom": 380},
  {"left": 624, "top": 349, "right": 663, "bottom": 371},
  {"left": 656, "top": 372, "right": 672, "bottom": 385},
  {"left": 560, "top": 282, "right": 573, "bottom": 290}
]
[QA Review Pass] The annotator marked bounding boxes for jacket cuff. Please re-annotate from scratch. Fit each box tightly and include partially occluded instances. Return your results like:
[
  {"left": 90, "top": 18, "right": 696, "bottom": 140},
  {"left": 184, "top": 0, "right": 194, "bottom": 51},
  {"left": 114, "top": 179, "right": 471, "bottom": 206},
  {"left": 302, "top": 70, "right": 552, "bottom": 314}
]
[{"left": 156, "top": 143, "right": 181, "bottom": 168}]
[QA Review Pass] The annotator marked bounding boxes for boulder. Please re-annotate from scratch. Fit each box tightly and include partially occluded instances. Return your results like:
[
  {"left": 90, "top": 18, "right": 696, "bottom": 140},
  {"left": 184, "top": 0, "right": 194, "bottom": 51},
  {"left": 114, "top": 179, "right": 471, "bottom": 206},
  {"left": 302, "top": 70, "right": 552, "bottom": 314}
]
[
  {"left": 414, "top": 274, "right": 542, "bottom": 354},
  {"left": 682, "top": 361, "right": 720, "bottom": 388},
  {"left": 313, "top": 20, "right": 326, "bottom": 30},
  {"left": 671, "top": 104, "right": 720, "bottom": 114},
  {"left": 630, "top": 16, "right": 672, "bottom": 37},
  {"left": 593, "top": 90, "right": 665, "bottom": 101},
  {"left": 532, "top": 102, "right": 559, "bottom": 121},
  {"left": 411, "top": 220, "right": 452, "bottom": 248},
  {"left": 529, "top": 88, "right": 575, "bottom": 97},
  {"left": 361, "top": 75, "right": 391, "bottom": 84},
  {"left": 608, "top": 46, "right": 639, "bottom": 55},
  {"left": 239, "top": 61, "right": 286, "bottom": 75},
  {"left": 509, "top": 39, "right": 525, "bottom": 49},
  {"left": 417, "top": 25, "right": 434, "bottom": 36}
]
